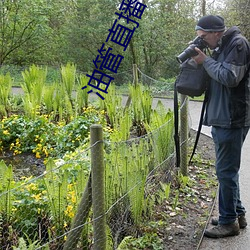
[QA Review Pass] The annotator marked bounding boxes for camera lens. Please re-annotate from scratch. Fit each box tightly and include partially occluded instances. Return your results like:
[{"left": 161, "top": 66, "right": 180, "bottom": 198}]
[
  {"left": 176, "top": 36, "right": 208, "bottom": 63},
  {"left": 176, "top": 44, "right": 198, "bottom": 63}
]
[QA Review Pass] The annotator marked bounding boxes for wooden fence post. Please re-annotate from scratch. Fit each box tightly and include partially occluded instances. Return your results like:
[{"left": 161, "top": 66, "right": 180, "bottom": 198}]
[
  {"left": 63, "top": 175, "right": 92, "bottom": 250},
  {"left": 133, "top": 63, "right": 138, "bottom": 86},
  {"left": 180, "top": 94, "right": 188, "bottom": 176},
  {"left": 91, "top": 124, "right": 106, "bottom": 250}
]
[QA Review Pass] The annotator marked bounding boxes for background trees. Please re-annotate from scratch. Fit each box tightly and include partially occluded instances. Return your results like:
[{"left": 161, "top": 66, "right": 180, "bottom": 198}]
[{"left": 0, "top": 0, "right": 249, "bottom": 82}]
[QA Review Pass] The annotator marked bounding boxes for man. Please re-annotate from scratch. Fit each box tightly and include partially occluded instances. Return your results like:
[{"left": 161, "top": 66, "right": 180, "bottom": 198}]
[{"left": 192, "top": 15, "right": 250, "bottom": 238}]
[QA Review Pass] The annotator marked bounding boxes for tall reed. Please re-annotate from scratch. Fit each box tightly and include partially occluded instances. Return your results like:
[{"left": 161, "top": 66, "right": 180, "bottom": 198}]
[
  {"left": 129, "top": 83, "right": 153, "bottom": 135},
  {"left": 0, "top": 161, "right": 14, "bottom": 222},
  {"left": 100, "top": 84, "right": 122, "bottom": 128},
  {"left": 43, "top": 159, "right": 68, "bottom": 234},
  {"left": 21, "top": 65, "right": 47, "bottom": 118},
  {"left": 0, "top": 73, "right": 12, "bottom": 117},
  {"left": 43, "top": 84, "right": 55, "bottom": 114},
  {"left": 61, "top": 63, "right": 76, "bottom": 103},
  {"left": 145, "top": 100, "right": 175, "bottom": 164},
  {"left": 75, "top": 75, "right": 89, "bottom": 115}
]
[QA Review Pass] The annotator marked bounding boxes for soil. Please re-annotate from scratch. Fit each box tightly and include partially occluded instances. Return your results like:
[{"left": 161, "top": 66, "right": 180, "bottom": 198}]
[
  {"left": 158, "top": 130, "right": 217, "bottom": 250},
  {"left": 0, "top": 152, "right": 45, "bottom": 180}
]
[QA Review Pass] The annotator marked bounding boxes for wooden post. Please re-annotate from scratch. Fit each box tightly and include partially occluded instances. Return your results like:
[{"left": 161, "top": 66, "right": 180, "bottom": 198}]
[
  {"left": 63, "top": 175, "right": 92, "bottom": 250},
  {"left": 133, "top": 64, "right": 138, "bottom": 86},
  {"left": 180, "top": 94, "right": 188, "bottom": 176},
  {"left": 91, "top": 124, "right": 106, "bottom": 250}
]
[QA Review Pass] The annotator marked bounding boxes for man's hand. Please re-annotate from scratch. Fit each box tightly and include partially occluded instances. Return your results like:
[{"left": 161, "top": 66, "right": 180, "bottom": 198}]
[{"left": 192, "top": 47, "right": 207, "bottom": 64}]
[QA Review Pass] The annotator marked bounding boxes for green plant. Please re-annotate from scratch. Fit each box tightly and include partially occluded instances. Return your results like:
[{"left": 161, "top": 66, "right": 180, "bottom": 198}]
[
  {"left": 117, "top": 233, "right": 163, "bottom": 250},
  {"left": 12, "top": 177, "right": 49, "bottom": 241},
  {"left": 61, "top": 63, "right": 76, "bottom": 103},
  {"left": 172, "top": 190, "right": 180, "bottom": 210},
  {"left": 43, "top": 159, "right": 69, "bottom": 223},
  {"left": 129, "top": 84, "right": 153, "bottom": 132},
  {"left": 51, "top": 80, "right": 74, "bottom": 122},
  {"left": 100, "top": 83, "right": 123, "bottom": 128},
  {"left": 0, "top": 161, "right": 15, "bottom": 222},
  {"left": 157, "top": 182, "right": 171, "bottom": 204},
  {"left": 76, "top": 74, "right": 89, "bottom": 114},
  {"left": 43, "top": 84, "right": 55, "bottom": 114},
  {"left": 178, "top": 173, "right": 191, "bottom": 189},
  {"left": 0, "top": 73, "right": 12, "bottom": 117},
  {"left": 13, "top": 233, "right": 49, "bottom": 250},
  {"left": 145, "top": 100, "right": 174, "bottom": 163},
  {"left": 21, "top": 65, "right": 47, "bottom": 118},
  {"left": 105, "top": 136, "right": 154, "bottom": 242},
  {"left": 0, "top": 108, "right": 103, "bottom": 158}
]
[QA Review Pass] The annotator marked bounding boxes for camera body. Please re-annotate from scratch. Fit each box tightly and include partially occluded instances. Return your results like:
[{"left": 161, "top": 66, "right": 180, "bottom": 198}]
[{"left": 176, "top": 36, "right": 208, "bottom": 64}]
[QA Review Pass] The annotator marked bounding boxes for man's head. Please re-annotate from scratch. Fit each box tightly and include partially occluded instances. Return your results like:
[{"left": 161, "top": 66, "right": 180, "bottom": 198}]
[{"left": 195, "top": 15, "right": 225, "bottom": 49}]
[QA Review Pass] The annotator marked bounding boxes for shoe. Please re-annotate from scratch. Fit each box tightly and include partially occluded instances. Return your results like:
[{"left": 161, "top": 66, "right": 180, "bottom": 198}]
[
  {"left": 204, "top": 222, "right": 240, "bottom": 238},
  {"left": 211, "top": 214, "right": 247, "bottom": 229}
]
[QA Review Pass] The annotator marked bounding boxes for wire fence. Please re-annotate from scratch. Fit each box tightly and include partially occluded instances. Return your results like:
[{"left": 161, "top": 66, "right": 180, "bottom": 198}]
[{"left": 0, "top": 65, "right": 191, "bottom": 249}]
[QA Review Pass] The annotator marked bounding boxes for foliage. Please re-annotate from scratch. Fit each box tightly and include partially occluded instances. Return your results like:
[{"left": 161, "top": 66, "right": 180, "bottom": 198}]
[
  {"left": 0, "top": 0, "right": 227, "bottom": 81},
  {"left": 100, "top": 84, "right": 123, "bottom": 129},
  {"left": 13, "top": 235, "right": 46, "bottom": 250},
  {"left": 61, "top": 63, "right": 76, "bottom": 102},
  {"left": 0, "top": 161, "right": 15, "bottom": 222},
  {"left": 145, "top": 100, "right": 175, "bottom": 163},
  {"left": 117, "top": 233, "right": 163, "bottom": 250},
  {"left": 0, "top": 108, "right": 102, "bottom": 158},
  {"left": 129, "top": 83, "right": 153, "bottom": 135},
  {"left": 0, "top": 0, "right": 52, "bottom": 65},
  {"left": 0, "top": 73, "right": 12, "bottom": 117},
  {"left": 12, "top": 176, "right": 49, "bottom": 241},
  {"left": 76, "top": 74, "right": 89, "bottom": 112},
  {"left": 0, "top": 153, "right": 91, "bottom": 249},
  {"left": 0, "top": 79, "right": 178, "bottom": 248},
  {"left": 21, "top": 65, "right": 47, "bottom": 118},
  {"left": 220, "top": 0, "right": 250, "bottom": 40}
]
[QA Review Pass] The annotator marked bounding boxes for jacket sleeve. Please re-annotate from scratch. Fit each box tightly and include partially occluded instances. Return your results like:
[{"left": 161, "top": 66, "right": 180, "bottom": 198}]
[{"left": 203, "top": 38, "right": 250, "bottom": 87}]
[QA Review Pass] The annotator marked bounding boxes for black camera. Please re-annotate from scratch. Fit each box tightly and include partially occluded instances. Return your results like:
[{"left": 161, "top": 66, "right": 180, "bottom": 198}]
[{"left": 176, "top": 36, "right": 208, "bottom": 63}]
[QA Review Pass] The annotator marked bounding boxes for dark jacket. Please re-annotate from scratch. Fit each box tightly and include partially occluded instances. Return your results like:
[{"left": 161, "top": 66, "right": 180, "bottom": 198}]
[{"left": 203, "top": 26, "right": 250, "bottom": 128}]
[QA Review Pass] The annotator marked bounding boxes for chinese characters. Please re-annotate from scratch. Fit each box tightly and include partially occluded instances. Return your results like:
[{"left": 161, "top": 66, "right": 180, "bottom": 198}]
[{"left": 82, "top": 0, "right": 147, "bottom": 100}]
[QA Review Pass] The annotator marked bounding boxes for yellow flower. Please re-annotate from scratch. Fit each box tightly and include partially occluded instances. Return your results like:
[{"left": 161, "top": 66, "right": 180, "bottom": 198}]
[
  {"left": 10, "top": 143, "right": 14, "bottom": 150},
  {"left": 36, "top": 152, "right": 41, "bottom": 158},
  {"left": 65, "top": 205, "right": 74, "bottom": 218},
  {"left": 26, "top": 183, "right": 37, "bottom": 191},
  {"left": 3, "top": 130, "right": 9, "bottom": 135},
  {"left": 12, "top": 207, "right": 17, "bottom": 212},
  {"left": 42, "top": 147, "right": 49, "bottom": 157},
  {"left": 71, "top": 195, "right": 76, "bottom": 204},
  {"left": 32, "top": 193, "right": 42, "bottom": 201}
]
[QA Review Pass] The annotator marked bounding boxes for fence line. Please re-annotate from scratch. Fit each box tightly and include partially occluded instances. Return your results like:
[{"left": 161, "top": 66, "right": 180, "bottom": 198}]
[{"left": 0, "top": 64, "right": 192, "bottom": 249}]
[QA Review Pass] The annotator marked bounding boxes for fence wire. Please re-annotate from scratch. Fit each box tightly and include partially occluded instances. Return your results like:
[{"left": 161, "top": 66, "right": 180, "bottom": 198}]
[{"left": 0, "top": 67, "right": 192, "bottom": 249}]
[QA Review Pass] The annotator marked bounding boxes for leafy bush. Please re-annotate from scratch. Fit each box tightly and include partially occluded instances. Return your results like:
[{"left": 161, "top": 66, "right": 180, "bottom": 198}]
[{"left": 0, "top": 106, "right": 103, "bottom": 158}]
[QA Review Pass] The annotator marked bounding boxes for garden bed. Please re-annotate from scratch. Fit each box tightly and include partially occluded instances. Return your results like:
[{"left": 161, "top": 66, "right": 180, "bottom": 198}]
[{"left": 161, "top": 131, "right": 217, "bottom": 250}]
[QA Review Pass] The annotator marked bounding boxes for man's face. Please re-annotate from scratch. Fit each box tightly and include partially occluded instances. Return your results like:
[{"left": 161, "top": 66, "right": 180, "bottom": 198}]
[{"left": 196, "top": 30, "right": 222, "bottom": 49}]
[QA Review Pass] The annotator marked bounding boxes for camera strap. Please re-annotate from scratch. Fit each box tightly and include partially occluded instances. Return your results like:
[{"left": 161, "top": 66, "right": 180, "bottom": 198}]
[
  {"left": 174, "top": 85, "right": 208, "bottom": 168},
  {"left": 189, "top": 91, "right": 208, "bottom": 164}
]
